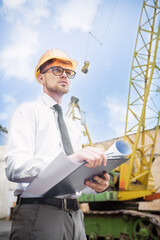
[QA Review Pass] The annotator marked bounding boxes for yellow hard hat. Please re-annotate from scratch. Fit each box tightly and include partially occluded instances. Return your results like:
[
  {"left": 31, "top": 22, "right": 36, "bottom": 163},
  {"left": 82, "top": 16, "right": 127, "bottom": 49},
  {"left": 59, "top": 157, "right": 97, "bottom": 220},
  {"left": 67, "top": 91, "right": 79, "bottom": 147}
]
[{"left": 35, "top": 49, "right": 78, "bottom": 83}]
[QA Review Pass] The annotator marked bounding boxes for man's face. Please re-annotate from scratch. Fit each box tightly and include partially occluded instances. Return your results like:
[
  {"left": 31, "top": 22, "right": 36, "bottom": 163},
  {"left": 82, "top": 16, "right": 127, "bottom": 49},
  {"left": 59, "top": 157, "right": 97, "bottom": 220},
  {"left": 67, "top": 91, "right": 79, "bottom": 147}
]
[{"left": 40, "top": 59, "right": 73, "bottom": 96}]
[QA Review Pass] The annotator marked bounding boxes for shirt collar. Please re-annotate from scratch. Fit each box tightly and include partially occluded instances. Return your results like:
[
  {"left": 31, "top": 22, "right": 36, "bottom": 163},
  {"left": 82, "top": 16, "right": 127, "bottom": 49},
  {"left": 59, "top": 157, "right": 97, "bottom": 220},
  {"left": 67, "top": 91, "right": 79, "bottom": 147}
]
[{"left": 41, "top": 93, "right": 58, "bottom": 109}]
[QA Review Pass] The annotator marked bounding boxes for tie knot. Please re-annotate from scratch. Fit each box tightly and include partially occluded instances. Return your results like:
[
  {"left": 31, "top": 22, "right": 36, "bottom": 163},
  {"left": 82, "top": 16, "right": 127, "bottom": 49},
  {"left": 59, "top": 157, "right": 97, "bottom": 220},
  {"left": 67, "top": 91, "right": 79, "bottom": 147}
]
[{"left": 54, "top": 104, "right": 62, "bottom": 113}]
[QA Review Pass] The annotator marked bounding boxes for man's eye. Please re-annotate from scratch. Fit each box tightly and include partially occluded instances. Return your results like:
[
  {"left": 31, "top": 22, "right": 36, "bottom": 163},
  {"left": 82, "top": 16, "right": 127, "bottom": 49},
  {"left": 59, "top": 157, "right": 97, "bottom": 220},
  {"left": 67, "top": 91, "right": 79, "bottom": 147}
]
[
  {"left": 54, "top": 68, "right": 62, "bottom": 73},
  {"left": 65, "top": 70, "right": 71, "bottom": 76}
]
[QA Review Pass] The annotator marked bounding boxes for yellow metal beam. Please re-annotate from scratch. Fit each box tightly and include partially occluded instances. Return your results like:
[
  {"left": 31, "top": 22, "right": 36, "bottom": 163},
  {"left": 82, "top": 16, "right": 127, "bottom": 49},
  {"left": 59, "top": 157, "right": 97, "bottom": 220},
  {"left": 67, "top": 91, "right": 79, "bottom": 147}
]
[{"left": 118, "top": 190, "right": 154, "bottom": 201}]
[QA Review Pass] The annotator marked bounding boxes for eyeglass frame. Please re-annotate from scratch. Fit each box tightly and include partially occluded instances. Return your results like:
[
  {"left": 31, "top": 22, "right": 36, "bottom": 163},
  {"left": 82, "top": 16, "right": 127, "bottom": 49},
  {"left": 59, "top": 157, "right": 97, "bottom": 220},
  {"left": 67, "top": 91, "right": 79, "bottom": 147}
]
[{"left": 42, "top": 66, "right": 76, "bottom": 79}]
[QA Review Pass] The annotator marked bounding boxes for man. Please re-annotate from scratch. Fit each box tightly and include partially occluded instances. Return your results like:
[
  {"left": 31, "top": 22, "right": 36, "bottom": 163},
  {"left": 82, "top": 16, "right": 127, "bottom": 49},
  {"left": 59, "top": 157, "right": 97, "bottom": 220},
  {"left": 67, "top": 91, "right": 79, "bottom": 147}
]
[{"left": 5, "top": 49, "right": 110, "bottom": 240}]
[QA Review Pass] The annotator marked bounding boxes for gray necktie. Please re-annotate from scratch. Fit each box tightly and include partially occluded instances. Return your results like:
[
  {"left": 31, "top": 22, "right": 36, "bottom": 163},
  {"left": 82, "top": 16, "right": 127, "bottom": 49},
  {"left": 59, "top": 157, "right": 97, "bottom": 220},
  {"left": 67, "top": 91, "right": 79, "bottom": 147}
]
[{"left": 54, "top": 104, "right": 74, "bottom": 155}]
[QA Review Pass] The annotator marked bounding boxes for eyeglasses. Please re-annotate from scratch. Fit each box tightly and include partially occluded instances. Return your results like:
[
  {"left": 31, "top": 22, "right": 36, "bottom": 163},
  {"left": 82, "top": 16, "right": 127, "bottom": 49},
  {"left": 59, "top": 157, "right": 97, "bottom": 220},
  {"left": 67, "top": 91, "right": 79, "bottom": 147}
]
[{"left": 42, "top": 66, "right": 76, "bottom": 79}]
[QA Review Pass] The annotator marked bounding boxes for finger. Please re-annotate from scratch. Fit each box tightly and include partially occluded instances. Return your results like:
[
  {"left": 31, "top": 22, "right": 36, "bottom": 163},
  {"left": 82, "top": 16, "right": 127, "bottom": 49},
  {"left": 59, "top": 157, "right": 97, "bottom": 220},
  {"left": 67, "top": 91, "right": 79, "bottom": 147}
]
[
  {"left": 85, "top": 161, "right": 95, "bottom": 168},
  {"left": 85, "top": 175, "right": 110, "bottom": 192},
  {"left": 93, "top": 176, "right": 104, "bottom": 184},
  {"left": 85, "top": 177, "right": 106, "bottom": 189},
  {"left": 91, "top": 158, "right": 102, "bottom": 168},
  {"left": 103, "top": 172, "right": 110, "bottom": 181},
  {"left": 102, "top": 156, "right": 107, "bottom": 166},
  {"left": 83, "top": 149, "right": 103, "bottom": 163},
  {"left": 83, "top": 154, "right": 103, "bottom": 168},
  {"left": 70, "top": 147, "right": 106, "bottom": 168},
  {"left": 90, "top": 150, "right": 106, "bottom": 167},
  {"left": 95, "top": 179, "right": 110, "bottom": 192},
  {"left": 85, "top": 180, "right": 98, "bottom": 189},
  {"left": 83, "top": 157, "right": 101, "bottom": 168},
  {"left": 79, "top": 151, "right": 95, "bottom": 162},
  {"left": 85, "top": 180, "right": 108, "bottom": 192}
]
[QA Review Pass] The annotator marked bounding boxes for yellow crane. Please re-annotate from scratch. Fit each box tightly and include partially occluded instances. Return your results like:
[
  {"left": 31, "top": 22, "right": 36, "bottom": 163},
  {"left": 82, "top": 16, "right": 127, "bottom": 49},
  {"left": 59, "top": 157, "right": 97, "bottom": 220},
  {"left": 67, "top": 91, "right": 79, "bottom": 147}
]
[
  {"left": 119, "top": 0, "right": 160, "bottom": 201},
  {"left": 66, "top": 1, "right": 160, "bottom": 239}
]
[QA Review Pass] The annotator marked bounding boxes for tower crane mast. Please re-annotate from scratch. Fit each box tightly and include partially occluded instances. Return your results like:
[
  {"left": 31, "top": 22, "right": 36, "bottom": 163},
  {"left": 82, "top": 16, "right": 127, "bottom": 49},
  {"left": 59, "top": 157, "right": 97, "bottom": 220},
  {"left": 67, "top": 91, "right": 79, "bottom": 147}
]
[{"left": 119, "top": 0, "right": 160, "bottom": 199}]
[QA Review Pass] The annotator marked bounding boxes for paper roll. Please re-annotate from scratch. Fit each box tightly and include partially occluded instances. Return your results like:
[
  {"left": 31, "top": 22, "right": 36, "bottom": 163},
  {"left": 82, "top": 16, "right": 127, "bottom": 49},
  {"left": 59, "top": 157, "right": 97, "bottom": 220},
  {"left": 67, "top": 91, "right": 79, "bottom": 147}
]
[{"left": 106, "top": 140, "right": 132, "bottom": 158}]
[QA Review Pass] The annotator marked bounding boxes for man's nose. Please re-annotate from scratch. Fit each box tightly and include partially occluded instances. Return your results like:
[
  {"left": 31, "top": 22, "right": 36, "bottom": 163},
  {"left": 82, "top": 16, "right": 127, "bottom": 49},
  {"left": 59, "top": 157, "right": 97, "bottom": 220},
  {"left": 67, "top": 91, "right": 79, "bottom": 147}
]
[{"left": 61, "top": 70, "right": 67, "bottom": 78}]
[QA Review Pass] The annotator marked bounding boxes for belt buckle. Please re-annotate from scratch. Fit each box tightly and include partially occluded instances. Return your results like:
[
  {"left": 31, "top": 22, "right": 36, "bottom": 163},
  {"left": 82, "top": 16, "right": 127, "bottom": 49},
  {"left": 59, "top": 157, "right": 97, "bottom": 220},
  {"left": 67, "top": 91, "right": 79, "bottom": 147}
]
[{"left": 63, "top": 199, "right": 72, "bottom": 212}]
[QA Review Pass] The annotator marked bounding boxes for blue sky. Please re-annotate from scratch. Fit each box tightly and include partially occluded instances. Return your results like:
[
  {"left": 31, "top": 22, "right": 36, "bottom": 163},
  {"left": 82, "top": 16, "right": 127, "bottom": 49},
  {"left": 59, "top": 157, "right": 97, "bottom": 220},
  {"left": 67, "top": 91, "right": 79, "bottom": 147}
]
[{"left": 0, "top": 0, "right": 143, "bottom": 144}]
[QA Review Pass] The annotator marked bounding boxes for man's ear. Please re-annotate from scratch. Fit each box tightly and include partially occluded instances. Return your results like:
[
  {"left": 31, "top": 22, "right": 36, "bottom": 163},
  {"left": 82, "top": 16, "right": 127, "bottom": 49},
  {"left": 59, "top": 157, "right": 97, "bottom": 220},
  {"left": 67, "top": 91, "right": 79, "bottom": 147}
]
[{"left": 38, "top": 74, "right": 45, "bottom": 84}]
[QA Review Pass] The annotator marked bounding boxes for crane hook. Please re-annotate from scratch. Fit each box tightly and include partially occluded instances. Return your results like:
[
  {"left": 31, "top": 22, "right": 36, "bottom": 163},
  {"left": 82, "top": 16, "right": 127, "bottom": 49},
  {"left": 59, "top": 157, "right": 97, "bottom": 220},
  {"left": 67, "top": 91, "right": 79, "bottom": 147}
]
[{"left": 81, "top": 61, "right": 90, "bottom": 74}]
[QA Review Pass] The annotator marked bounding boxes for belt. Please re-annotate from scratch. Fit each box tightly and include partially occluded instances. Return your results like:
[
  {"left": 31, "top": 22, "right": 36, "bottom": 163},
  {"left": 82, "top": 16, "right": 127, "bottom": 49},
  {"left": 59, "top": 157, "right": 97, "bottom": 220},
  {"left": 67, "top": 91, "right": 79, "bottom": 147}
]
[{"left": 16, "top": 196, "right": 79, "bottom": 211}]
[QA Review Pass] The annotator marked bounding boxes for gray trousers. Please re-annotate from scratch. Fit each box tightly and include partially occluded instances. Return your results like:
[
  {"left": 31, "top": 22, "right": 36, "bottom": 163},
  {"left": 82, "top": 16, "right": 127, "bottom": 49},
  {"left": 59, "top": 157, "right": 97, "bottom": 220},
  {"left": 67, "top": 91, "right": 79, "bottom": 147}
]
[{"left": 10, "top": 203, "right": 87, "bottom": 240}]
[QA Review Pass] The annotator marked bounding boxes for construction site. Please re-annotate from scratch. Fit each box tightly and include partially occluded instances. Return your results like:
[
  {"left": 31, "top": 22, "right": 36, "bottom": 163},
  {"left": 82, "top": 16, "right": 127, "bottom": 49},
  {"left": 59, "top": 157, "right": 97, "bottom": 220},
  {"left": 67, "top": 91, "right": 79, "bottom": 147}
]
[{"left": 0, "top": 0, "right": 160, "bottom": 239}]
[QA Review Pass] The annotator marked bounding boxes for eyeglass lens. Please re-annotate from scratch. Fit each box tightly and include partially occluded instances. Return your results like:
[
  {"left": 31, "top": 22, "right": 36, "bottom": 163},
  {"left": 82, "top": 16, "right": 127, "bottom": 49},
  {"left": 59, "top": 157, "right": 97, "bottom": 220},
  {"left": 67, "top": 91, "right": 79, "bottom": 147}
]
[{"left": 52, "top": 67, "right": 75, "bottom": 79}]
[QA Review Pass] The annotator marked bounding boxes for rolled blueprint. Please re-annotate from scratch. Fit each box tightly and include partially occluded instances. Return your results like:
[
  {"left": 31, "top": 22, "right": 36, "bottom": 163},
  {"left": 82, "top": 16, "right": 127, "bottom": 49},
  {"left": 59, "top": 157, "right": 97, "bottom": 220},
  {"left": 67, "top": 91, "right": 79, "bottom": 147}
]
[{"left": 106, "top": 140, "right": 132, "bottom": 158}]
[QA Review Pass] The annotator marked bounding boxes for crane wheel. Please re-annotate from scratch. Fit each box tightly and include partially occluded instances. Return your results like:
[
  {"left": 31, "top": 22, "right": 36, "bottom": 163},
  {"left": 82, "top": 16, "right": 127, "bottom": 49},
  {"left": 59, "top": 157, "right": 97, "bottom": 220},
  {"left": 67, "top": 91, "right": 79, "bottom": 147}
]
[
  {"left": 105, "top": 234, "right": 114, "bottom": 240},
  {"left": 88, "top": 232, "right": 97, "bottom": 240},
  {"left": 133, "top": 218, "right": 158, "bottom": 239},
  {"left": 119, "top": 235, "right": 129, "bottom": 240}
]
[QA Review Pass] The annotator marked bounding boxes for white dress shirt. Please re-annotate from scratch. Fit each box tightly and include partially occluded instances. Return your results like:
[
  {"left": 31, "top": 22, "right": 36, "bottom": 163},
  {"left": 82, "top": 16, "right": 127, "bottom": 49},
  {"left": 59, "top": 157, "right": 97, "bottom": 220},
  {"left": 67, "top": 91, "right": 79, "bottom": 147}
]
[{"left": 5, "top": 93, "right": 94, "bottom": 197}]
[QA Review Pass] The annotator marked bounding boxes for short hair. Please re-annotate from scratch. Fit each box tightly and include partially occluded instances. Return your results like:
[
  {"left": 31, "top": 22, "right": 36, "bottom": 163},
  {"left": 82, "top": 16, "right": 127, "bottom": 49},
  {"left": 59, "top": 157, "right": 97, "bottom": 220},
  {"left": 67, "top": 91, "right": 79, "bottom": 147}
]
[
  {"left": 39, "top": 59, "right": 73, "bottom": 73},
  {"left": 39, "top": 59, "right": 56, "bottom": 73}
]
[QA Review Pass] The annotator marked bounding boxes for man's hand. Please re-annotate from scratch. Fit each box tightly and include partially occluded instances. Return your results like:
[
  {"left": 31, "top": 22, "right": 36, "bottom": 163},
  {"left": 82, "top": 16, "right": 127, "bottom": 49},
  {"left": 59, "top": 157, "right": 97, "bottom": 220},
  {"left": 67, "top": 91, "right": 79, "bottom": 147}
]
[
  {"left": 68, "top": 146, "right": 107, "bottom": 168},
  {"left": 85, "top": 172, "right": 110, "bottom": 192}
]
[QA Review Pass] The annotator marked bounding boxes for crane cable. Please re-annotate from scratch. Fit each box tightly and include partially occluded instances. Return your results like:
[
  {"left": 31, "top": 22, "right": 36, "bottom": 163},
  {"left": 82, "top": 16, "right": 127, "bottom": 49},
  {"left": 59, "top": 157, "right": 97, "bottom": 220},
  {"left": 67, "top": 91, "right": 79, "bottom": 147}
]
[{"left": 83, "top": 0, "right": 118, "bottom": 66}]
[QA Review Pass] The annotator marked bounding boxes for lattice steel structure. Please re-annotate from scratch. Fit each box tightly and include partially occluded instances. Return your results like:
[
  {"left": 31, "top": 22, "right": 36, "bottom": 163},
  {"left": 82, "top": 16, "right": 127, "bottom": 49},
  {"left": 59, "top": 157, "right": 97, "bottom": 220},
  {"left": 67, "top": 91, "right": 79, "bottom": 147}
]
[
  {"left": 121, "top": 0, "right": 160, "bottom": 194},
  {"left": 66, "top": 96, "right": 92, "bottom": 146}
]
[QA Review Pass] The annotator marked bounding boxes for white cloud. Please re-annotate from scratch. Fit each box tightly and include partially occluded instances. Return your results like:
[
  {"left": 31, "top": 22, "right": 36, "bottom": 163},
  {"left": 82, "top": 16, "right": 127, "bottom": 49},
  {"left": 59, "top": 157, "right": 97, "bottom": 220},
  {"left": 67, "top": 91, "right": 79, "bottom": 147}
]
[
  {"left": 1, "top": 0, "right": 50, "bottom": 24},
  {"left": 0, "top": 94, "right": 17, "bottom": 121},
  {"left": 2, "top": 0, "right": 27, "bottom": 9},
  {"left": 0, "top": 25, "right": 39, "bottom": 82},
  {"left": 104, "top": 96, "right": 127, "bottom": 137},
  {"left": 1, "top": 0, "right": 27, "bottom": 22},
  {"left": 55, "top": 0, "right": 101, "bottom": 33},
  {"left": 0, "top": 0, "right": 51, "bottom": 82},
  {"left": 2, "top": 94, "right": 16, "bottom": 104},
  {"left": 23, "top": 0, "right": 50, "bottom": 25},
  {"left": 0, "top": 112, "right": 9, "bottom": 121}
]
